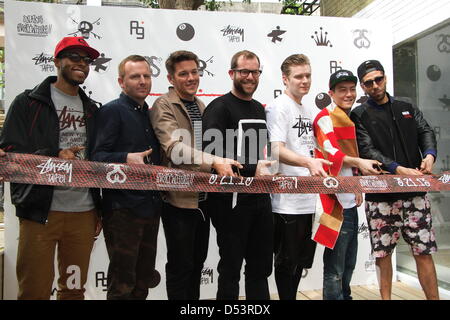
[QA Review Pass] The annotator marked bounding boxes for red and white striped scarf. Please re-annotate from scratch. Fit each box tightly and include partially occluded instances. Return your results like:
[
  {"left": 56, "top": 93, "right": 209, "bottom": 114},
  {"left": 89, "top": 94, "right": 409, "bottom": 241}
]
[{"left": 312, "top": 104, "right": 358, "bottom": 249}]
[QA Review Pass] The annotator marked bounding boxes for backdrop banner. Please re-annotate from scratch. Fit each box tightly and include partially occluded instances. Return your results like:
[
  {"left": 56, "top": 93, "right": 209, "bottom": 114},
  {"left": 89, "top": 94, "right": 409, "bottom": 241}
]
[{"left": 4, "top": 0, "right": 397, "bottom": 299}]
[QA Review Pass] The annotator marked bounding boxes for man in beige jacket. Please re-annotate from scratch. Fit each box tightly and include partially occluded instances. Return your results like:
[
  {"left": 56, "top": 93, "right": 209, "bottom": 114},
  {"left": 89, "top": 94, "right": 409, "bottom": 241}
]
[{"left": 150, "top": 50, "right": 240, "bottom": 300}]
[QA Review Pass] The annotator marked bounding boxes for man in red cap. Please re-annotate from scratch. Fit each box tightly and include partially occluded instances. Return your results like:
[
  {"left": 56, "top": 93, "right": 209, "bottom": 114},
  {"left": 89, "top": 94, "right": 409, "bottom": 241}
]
[{"left": 0, "top": 36, "right": 102, "bottom": 299}]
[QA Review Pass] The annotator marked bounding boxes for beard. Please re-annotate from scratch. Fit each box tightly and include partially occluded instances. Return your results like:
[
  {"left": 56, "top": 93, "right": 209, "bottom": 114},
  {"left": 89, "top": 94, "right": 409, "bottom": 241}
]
[
  {"left": 370, "top": 88, "right": 387, "bottom": 103},
  {"left": 233, "top": 78, "right": 258, "bottom": 98},
  {"left": 60, "top": 64, "right": 87, "bottom": 86}
]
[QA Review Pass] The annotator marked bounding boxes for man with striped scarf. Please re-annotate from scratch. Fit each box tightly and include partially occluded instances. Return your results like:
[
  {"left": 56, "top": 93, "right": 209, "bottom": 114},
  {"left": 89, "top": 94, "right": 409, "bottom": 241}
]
[{"left": 313, "top": 70, "right": 380, "bottom": 300}]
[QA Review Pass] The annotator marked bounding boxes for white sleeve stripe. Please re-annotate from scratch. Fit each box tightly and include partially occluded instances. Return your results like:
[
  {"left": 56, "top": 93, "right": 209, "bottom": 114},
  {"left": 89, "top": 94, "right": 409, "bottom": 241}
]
[
  {"left": 316, "top": 116, "right": 334, "bottom": 135},
  {"left": 323, "top": 140, "right": 339, "bottom": 156}
]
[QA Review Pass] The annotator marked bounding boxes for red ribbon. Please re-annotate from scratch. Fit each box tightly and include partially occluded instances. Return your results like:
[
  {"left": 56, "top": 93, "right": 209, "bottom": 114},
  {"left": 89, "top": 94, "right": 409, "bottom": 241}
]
[{"left": 1, "top": 153, "right": 449, "bottom": 194}]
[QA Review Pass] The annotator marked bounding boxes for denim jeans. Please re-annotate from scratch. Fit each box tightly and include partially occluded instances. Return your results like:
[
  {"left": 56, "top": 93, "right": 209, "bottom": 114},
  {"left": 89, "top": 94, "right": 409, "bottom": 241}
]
[{"left": 323, "top": 206, "right": 358, "bottom": 300}]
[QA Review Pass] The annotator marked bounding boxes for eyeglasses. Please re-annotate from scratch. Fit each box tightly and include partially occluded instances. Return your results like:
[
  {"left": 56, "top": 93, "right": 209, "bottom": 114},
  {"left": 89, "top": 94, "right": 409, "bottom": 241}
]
[
  {"left": 233, "top": 69, "right": 262, "bottom": 77},
  {"left": 59, "top": 52, "right": 94, "bottom": 65},
  {"left": 363, "top": 76, "right": 384, "bottom": 88}
]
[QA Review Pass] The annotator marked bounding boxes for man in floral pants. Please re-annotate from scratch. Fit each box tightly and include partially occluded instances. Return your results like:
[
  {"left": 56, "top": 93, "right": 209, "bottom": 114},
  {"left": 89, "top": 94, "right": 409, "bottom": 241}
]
[{"left": 351, "top": 60, "right": 439, "bottom": 300}]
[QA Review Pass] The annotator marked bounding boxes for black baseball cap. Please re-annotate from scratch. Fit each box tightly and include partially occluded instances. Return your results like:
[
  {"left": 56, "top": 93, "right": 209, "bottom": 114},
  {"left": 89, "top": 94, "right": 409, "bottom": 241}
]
[
  {"left": 357, "top": 60, "right": 384, "bottom": 81},
  {"left": 329, "top": 69, "right": 358, "bottom": 90}
]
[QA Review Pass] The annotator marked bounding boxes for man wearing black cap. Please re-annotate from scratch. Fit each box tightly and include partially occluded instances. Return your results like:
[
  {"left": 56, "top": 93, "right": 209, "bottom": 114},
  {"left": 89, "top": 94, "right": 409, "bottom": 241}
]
[
  {"left": 350, "top": 60, "right": 439, "bottom": 300},
  {"left": 313, "top": 70, "right": 380, "bottom": 300},
  {"left": 0, "top": 36, "right": 102, "bottom": 299}
]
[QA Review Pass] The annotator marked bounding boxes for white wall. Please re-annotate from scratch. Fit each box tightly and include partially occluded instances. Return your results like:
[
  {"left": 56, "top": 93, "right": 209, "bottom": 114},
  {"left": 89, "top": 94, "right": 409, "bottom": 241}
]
[{"left": 353, "top": 0, "right": 450, "bottom": 45}]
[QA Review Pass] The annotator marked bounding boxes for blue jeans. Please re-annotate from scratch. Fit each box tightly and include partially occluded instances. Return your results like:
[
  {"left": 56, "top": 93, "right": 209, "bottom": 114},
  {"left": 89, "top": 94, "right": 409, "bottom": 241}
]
[{"left": 323, "top": 206, "right": 358, "bottom": 300}]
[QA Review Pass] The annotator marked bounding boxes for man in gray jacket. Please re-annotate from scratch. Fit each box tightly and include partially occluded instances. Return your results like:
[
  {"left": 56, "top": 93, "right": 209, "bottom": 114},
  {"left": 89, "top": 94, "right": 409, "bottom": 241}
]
[{"left": 150, "top": 50, "right": 240, "bottom": 300}]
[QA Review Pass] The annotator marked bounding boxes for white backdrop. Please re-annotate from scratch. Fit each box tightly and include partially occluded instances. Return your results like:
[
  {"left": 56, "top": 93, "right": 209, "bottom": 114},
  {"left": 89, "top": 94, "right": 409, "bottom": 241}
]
[{"left": 3, "top": 0, "right": 394, "bottom": 299}]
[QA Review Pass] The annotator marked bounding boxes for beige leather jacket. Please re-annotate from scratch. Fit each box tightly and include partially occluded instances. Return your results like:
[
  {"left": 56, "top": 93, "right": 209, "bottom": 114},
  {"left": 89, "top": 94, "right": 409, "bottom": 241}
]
[{"left": 150, "top": 87, "right": 214, "bottom": 209}]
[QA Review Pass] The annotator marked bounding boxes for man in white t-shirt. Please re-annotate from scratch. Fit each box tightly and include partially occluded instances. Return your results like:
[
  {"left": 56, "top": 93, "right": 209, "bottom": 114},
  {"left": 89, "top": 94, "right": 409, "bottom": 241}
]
[{"left": 265, "top": 54, "right": 330, "bottom": 300}]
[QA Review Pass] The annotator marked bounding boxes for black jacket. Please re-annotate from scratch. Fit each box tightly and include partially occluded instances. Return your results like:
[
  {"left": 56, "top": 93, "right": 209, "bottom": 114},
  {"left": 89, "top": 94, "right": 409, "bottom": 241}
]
[
  {"left": 92, "top": 93, "right": 162, "bottom": 218},
  {"left": 0, "top": 76, "right": 101, "bottom": 223},
  {"left": 350, "top": 94, "right": 437, "bottom": 201}
]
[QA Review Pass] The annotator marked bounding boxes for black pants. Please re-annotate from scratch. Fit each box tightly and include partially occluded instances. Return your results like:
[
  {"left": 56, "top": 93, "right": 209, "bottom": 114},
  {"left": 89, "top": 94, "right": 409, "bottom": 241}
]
[
  {"left": 273, "top": 213, "right": 317, "bottom": 300},
  {"left": 208, "top": 194, "right": 273, "bottom": 300},
  {"left": 161, "top": 201, "right": 210, "bottom": 300},
  {"left": 103, "top": 208, "right": 160, "bottom": 300}
]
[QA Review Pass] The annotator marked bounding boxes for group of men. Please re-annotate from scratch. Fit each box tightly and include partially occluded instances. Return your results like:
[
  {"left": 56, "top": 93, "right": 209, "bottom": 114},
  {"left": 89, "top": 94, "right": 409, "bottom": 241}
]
[{"left": 0, "top": 36, "right": 440, "bottom": 300}]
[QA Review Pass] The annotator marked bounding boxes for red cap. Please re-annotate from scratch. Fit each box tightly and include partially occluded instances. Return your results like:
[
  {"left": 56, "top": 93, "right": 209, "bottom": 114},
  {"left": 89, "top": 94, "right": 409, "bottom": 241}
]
[{"left": 54, "top": 36, "right": 100, "bottom": 60}]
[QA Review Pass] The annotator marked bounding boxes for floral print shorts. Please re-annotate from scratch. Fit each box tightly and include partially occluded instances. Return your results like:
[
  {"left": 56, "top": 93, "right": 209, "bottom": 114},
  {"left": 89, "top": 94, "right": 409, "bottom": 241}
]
[{"left": 365, "top": 195, "right": 437, "bottom": 258}]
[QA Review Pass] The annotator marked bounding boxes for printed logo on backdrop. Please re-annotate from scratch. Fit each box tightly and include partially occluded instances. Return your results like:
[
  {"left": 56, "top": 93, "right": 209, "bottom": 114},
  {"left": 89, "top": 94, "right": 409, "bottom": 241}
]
[
  {"left": 95, "top": 271, "right": 108, "bottom": 292},
  {"left": 130, "top": 20, "right": 145, "bottom": 39},
  {"left": 365, "top": 254, "right": 376, "bottom": 272},
  {"left": 330, "top": 60, "right": 342, "bottom": 74},
  {"left": 274, "top": 89, "right": 283, "bottom": 99},
  {"left": 353, "top": 29, "right": 371, "bottom": 49},
  {"left": 17, "top": 14, "right": 53, "bottom": 37},
  {"left": 32, "top": 53, "right": 54, "bottom": 73},
  {"left": 200, "top": 268, "right": 214, "bottom": 285},
  {"left": 221, "top": 25, "right": 244, "bottom": 43},
  {"left": 199, "top": 56, "right": 215, "bottom": 77},
  {"left": 427, "top": 65, "right": 441, "bottom": 81},
  {"left": 91, "top": 53, "right": 112, "bottom": 73},
  {"left": 68, "top": 17, "right": 102, "bottom": 39},
  {"left": 358, "top": 222, "right": 369, "bottom": 240},
  {"left": 145, "top": 56, "right": 162, "bottom": 78},
  {"left": 315, "top": 92, "right": 331, "bottom": 110},
  {"left": 437, "top": 34, "right": 450, "bottom": 53},
  {"left": 177, "top": 23, "right": 195, "bottom": 41},
  {"left": 311, "top": 27, "right": 332, "bottom": 47},
  {"left": 81, "top": 85, "right": 94, "bottom": 99},
  {"left": 267, "top": 26, "right": 286, "bottom": 43}
]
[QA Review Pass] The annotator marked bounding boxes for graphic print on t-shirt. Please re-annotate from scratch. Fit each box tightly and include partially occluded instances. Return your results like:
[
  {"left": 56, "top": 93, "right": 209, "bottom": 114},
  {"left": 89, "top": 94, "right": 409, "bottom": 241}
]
[
  {"left": 57, "top": 105, "right": 87, "bottom": 160},
  {"left": 293, "top": 115, "right": 313, "bottom": 138},
  {"left": 59, "top": 105, "right": 86, "bottom": 131},
  {"left": 51, "top": 85, "right": 88, "bottom": 160},
  {"left": 292, "top": 115, "right": 315, "bottom": 156}
]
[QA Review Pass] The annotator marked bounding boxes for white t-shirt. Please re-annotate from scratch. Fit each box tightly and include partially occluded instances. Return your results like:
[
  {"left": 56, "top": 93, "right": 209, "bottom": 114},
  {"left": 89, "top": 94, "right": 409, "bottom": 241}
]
[
  {"left": 336, "top": 166, "right": 357, "bottom": 209},
  {"left": 265, "top": 93, "right": 319, "bottom": 215}
]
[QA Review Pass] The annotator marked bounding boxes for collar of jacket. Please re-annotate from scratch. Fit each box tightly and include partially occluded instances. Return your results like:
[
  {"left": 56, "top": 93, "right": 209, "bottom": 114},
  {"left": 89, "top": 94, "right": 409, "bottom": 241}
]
[
  {"left": 28, "top": 76, "right": 93, "bottom": 107},
  {"left": 119, "top": 92, "right": 149, "bottom": 112},
  {"left": 366, "top": 92, "right": 395, "bottom": 109},
  {"left": 166, "top": 86, "right": 203, "bottom": 107}
]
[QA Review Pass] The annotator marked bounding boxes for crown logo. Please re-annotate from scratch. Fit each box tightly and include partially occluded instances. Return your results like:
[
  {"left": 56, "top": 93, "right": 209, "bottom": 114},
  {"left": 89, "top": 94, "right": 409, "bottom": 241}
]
[{"left": 311, "top": 27, "right": 332, "bottom": 47}]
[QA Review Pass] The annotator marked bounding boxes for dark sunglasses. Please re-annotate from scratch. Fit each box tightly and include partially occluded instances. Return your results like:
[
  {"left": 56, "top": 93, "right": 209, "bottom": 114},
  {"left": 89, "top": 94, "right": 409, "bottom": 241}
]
[
  {"left": 59, "top": 52, "right": 94, "bottom": 65},
  {"left": 363, "top": 76, "right": 384, "bottom": 88}
]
